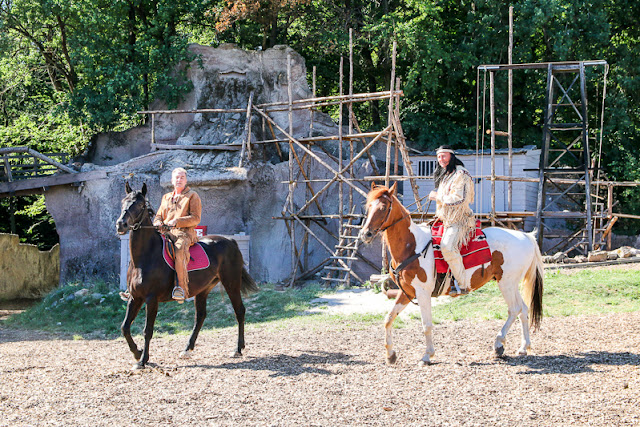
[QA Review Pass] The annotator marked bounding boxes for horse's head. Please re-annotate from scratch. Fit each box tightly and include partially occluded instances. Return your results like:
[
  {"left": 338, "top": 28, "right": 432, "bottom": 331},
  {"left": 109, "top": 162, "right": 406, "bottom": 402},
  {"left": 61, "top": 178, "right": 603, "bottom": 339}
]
[
  {"left": 358, "top": 182, "right": 398, "bottom": 244},
  {"left": 116, "top": 182, "right": 148, "bottom": 235}
]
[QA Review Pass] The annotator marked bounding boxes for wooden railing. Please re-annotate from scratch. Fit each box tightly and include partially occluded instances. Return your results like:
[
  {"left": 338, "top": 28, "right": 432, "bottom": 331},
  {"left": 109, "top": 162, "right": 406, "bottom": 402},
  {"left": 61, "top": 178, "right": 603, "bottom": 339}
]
[{"left": 0, "top": 147, "right": 74, "bottom": 183}]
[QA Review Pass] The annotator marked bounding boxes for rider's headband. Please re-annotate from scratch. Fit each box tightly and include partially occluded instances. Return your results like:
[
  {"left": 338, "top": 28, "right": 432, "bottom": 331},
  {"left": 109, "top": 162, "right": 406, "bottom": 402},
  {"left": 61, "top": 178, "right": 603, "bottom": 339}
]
[{"left": 436, "top": 148, "right": 455, "bottom": 155}]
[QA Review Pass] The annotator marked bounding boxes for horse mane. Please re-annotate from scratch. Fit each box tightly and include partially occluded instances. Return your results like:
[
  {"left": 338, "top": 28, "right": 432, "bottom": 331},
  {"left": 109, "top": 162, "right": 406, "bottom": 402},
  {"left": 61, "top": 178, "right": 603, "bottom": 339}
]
[
  {"left": 366, "top": 185, "right": 410, "bottom": 218},
  {"left": 145, "top": 198, "right": 155, "bottom": 219}
]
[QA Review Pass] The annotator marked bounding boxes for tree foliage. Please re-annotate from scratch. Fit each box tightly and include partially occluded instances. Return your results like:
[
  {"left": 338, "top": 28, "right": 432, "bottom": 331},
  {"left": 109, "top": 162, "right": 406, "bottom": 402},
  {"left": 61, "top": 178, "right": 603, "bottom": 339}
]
[{"left": 1, "top": 0, "right": 640, "bottom": 245}]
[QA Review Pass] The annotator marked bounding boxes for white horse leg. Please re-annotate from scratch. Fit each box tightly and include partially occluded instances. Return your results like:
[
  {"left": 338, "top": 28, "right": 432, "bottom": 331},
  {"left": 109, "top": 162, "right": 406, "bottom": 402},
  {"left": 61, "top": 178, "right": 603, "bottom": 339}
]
[
  {"left": 415, "top": 288, "right": 435, "bottom": 366},
  {"left": 384, "top": 296, "right": 409, "bottom": 365},
  {"left": 495, "top": 274, "right": 525, "bottom": 357},
  {"left": 516, "top": 298, "right": 531, "bottom": 355}
]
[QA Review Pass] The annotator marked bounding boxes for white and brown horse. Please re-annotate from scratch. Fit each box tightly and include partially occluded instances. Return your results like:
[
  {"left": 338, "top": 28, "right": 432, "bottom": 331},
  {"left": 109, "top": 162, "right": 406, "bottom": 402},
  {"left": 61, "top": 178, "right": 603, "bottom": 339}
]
[{"left": 359, "top": 183, "right": 544, "bottom": 365}]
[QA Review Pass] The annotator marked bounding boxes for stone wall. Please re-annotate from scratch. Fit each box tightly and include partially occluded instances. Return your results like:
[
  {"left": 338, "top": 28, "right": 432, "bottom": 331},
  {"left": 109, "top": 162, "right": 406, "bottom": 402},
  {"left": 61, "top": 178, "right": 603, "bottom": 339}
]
[{"left": 0, "top": 234, "right": 60, "bottom": 299}]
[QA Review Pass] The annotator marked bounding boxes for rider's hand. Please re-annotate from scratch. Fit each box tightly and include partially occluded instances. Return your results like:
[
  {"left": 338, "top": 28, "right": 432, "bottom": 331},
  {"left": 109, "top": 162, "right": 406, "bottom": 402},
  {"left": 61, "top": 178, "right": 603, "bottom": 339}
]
[{"left": 167, "top": 219, "right": 178, "bottom": 227}]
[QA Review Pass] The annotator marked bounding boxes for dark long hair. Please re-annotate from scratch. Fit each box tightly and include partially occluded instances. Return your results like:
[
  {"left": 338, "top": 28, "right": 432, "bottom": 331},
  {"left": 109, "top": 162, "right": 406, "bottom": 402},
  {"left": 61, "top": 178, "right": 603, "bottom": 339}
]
[{"left": 433, "top": 145, "right": 465, "bottom": 189}]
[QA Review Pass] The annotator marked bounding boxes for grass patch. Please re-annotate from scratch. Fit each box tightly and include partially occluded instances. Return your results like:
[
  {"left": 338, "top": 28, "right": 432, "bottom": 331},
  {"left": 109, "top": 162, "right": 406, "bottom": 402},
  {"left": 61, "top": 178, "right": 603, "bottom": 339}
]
[
  {"left": 3, "top": 267, "right": 640, "bottom": 337},
  {"left": 432, "top": 267, "right": 640, "bottom": 323},
  {"left": 2, "top": 280, "right": 342, "bottom": 337}
]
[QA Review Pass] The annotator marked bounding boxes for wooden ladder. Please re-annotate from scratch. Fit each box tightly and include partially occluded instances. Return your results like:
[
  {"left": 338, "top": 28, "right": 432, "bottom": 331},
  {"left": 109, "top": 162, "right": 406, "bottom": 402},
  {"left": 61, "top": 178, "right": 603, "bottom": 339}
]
[{"left": 321, "top": 213, "right": 366, "bottom": 287}]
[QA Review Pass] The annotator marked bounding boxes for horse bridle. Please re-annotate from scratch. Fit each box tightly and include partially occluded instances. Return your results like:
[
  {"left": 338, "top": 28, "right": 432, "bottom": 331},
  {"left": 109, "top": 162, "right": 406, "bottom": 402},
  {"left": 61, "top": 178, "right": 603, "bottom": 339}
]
[
  {"left": 122, "top": 198, "right": 156, "bottom": 231},
  {"left": 368, "top": 195, "right": 408, "bottom": 237},
  {"left": 368, "top": 194, "right": 430, "bottom": 306}
]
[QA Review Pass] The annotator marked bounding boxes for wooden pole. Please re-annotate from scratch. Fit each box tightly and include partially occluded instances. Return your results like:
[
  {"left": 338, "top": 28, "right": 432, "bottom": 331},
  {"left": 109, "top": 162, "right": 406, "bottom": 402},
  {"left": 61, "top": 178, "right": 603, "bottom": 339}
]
[
  {"left": 508, "top": 5, "right": 513, "bottom": 211},
  {"left": 385, "top": 40, "right": 397, "bottom": 188},
  {"left": 490, "top": 70, "right": 496, "bottom": 226},
  {"left": 309, "top": 66, "right": 316, "bottom": 138},
  {"left": 339, "top": 56, "right": 344, "bottom": 251},
  {"left": 383, "top": 40, "right": 397, "bottom": 272},
  {"left": 349, "top": 28, "right": 354, "bottom": 210},
  {"left": 238, "top": 91, "right": 254, "bottom": 167},
  {"left": 394, "top": 77, "right": 400, "bottom": 176},
  {"left": 151, "top": 114, "right": 156, "bottom": 151},
  {"left": 580, "top": 62, "right": 594, "bottom": 252},
  {"left": 287, "top": 53, "right": 297, "bottom": 286},
  {"left": 607, "top": 183, "right": 613, "bottom": 250}
]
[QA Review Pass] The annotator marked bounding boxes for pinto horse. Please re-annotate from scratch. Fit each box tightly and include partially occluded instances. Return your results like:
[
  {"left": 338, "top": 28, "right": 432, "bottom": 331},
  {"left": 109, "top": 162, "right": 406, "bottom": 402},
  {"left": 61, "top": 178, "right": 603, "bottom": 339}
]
[
  {"left": 359, "top": 183, "right": 543, "bottom": 365},
  {"left": 115, "top": 182, "right": 258, "bottom": 369}
]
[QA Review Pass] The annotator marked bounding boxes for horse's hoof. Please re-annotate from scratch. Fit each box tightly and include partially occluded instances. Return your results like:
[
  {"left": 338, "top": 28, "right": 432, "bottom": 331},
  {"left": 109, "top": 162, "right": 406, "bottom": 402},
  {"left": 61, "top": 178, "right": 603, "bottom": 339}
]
[
  {"left": 516, "top": 349, "right": 528, "bottom": 356},
  {"left": 418, "top": 359, "right": 431, "bottom": 367},
  {"left": 494, "top": 345, "right": 505, "bottom": 358},
  {"left": 231, "top": 351, "right": 243, "bottom": 358},
  {"left": 179, "top": 350, "right": 192, "bottom": 359},
  {"left": 133, "top": 352, "right": 142, "bottom": 361},
  {"left": 132, "top": 362, "right": 145, "bottom": 370},
  {"left": 386, "top": 352, "right": 397, "bottom": 365}
]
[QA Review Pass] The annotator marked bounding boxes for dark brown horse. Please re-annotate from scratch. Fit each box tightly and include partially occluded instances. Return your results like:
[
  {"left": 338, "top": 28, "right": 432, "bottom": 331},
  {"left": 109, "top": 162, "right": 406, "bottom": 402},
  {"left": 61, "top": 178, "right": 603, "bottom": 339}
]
[{"left": 115, "top": 182, "right": 258, "bottom": 369}]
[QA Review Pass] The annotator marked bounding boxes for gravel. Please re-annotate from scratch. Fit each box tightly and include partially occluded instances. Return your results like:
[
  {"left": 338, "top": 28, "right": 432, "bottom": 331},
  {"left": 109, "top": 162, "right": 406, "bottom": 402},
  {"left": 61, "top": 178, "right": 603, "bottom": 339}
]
[{"left": 1, "top": 309, "right": 639, "bottom": 426}]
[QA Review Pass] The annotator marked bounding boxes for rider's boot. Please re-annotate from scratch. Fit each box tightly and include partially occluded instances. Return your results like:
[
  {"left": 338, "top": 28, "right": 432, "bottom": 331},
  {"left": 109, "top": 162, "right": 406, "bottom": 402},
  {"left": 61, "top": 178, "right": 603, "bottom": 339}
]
[
  {"left": 173, "top": 250, "right": 189, "bottom": 303},
  {"left": 444, "top": 251, "right": 469, "bottom": 296}
]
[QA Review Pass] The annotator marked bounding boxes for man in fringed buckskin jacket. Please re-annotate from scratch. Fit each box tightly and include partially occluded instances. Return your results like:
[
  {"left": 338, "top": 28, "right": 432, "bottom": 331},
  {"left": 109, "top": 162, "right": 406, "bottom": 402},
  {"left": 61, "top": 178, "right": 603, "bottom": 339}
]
[{"left": 428, "top": 145, "right": 475, "bottom": 295}]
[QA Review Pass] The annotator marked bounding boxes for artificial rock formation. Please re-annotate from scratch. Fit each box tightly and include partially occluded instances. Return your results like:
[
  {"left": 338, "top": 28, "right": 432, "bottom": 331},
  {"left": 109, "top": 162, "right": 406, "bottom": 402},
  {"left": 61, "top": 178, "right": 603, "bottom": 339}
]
[{"left": 46, "top": 44, "right": 377, "bottom": 284}]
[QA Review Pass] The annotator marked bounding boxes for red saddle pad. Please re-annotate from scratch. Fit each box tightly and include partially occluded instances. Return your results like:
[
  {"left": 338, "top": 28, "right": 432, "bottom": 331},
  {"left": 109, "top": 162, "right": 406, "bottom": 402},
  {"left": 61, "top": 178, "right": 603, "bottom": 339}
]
[
  {"left": 431, "top": 220, "right": 492, "bottom": 274},
  {"left": 161, "top": 236, "right": 210, "bottom": 272}
]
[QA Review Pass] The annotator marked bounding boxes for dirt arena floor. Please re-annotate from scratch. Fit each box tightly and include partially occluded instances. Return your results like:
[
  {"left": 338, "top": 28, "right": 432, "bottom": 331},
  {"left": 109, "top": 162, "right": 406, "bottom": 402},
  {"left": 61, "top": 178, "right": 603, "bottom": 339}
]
[{"left": 1, "top": 309, "right": 639, "bottom": 426}]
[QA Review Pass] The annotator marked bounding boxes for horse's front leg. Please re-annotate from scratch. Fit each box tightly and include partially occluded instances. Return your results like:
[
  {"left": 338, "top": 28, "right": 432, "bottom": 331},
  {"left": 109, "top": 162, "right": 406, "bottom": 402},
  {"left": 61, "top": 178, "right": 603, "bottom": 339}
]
[
  {"left": 414, "top": 286, "right": 435, "bottom": 366},
  {"left": 495, "top": 277, "right": 525, "bottom": 357},
  {"left": 384, "top": 292, "right": 411, "bottom": 365},
  {"left": 121, "top": 297, "right": 144, "bottom": 361},
  {"left": 181, "top": 291, "right": 210, "bottom": 359},
  {"left": 135, "top": 295, "right": 159, "bottom": 369}
]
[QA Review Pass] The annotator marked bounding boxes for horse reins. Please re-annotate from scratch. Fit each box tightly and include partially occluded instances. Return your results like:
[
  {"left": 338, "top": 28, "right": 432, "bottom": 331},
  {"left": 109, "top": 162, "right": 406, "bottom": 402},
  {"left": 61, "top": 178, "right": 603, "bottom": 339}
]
[
  {"left": 124, "top": 199, "right": 169, "bottom": 232},
  {"left": 389, "top": 239, "right": 432, "bottom": 305}
]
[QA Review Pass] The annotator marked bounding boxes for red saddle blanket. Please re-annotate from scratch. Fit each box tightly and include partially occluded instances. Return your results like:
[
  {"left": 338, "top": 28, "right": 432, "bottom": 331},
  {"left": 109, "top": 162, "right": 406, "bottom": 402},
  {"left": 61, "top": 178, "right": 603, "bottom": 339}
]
[
  {"left": 162, "top": 236, "right": 210, "bottom": 272},
  {"left": 431, "top": 220, "right": 492, "bottom": 274}
]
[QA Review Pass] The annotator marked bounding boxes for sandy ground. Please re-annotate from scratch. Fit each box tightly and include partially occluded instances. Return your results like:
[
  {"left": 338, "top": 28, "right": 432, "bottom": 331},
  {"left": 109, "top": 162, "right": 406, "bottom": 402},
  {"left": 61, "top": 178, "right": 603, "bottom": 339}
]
[
  {"left": 1, "top": 312, "right": 639, "bottom": 425},
  {"left": 1, "top": 264, "right": 639, "bottom": 426},
  {"left": 307, "top": 287, "right": 440, "bottom": 316}
]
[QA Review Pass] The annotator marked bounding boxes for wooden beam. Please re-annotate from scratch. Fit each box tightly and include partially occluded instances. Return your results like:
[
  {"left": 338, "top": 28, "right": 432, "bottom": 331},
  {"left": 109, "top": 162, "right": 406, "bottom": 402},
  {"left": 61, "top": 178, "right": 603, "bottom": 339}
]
[
  {"left": 0, "top": 169, "right": 108, "bottom": 196},
  {"left": 152, "top": 143, "right": 240, "bottom": 151}
]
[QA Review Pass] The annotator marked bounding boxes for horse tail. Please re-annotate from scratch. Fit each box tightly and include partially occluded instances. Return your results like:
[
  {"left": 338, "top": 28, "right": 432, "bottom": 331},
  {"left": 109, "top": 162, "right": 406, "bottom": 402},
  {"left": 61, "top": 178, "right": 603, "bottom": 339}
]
[
  {"left": 522, "top": 231, "right": 544, "bottom": 331},
  {"left": 228, "top": 238, "right": 259, "bottom": 296},
  {"left": 241, "top": 266, "right": 259, "bottom": 295}
]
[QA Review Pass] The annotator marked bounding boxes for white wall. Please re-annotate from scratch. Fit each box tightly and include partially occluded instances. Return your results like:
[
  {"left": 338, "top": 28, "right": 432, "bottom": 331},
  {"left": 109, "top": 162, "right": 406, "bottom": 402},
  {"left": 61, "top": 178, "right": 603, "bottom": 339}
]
[{"left": 402, "top": 149, "right": 540, "bottom": 217}]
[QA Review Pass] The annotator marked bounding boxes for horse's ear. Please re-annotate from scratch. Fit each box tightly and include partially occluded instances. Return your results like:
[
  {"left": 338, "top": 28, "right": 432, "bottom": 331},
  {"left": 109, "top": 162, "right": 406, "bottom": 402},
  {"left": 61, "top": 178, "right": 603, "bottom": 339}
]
[
  {"left": 125, "top": 181, "right": 132, "bottom": 194},
  {"left": 141, "top": 183, "right": 147, "bottom": 196},
  {"left": 389, "top": 182, "right": 398, "bottom": 196},
  {"left": 371, "top": 182, "right": 377, "bottom": 190}
]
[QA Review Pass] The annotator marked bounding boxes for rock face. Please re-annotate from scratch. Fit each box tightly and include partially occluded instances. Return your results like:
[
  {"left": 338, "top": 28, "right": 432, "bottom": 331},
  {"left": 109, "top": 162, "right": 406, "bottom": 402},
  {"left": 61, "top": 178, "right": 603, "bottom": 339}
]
[
  {"left": 0, "top": 234, "right": 60, "bottom": 299},
  {"left": 47, "top": 44, "right": 379, "bottom": 284},
  {"left": 82, "top": 44, "right": 344, "bottom": 166}
]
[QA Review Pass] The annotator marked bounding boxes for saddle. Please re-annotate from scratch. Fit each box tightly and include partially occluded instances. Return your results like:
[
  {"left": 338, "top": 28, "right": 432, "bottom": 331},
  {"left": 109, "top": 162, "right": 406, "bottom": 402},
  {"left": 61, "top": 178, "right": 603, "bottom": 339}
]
[
  {"left": 431, "top": 220, "right": 492, "bottom": 274},
  {"left": 161, "top": 235, "right": 210, "bottom": 272}
]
